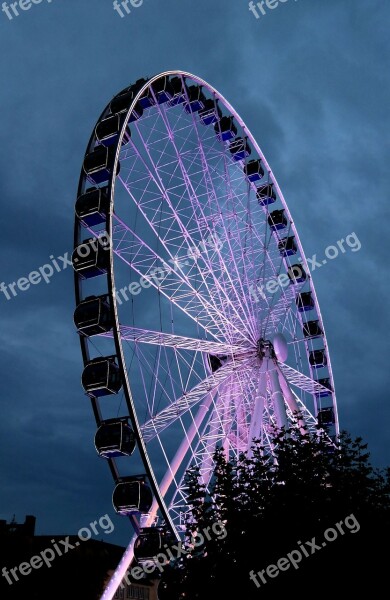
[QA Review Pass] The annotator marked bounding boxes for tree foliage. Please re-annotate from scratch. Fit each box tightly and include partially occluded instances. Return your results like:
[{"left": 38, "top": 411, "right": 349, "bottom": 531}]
[{"left": 160, "top": 426, "right": 390, "bottom": 599}]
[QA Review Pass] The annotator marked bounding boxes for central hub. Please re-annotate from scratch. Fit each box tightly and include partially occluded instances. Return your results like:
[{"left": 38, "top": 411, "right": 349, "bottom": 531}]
[
  {"left": 257, "top": 333, "right": 289, "bottom": 363},
  {"left": 256, "top": 338, "right": 275, "bottom": 360}
]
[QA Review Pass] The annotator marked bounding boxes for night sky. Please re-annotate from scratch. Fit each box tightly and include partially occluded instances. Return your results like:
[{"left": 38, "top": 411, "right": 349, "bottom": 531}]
[{"left": 0, "top": 0, "right": 389, "bottom": 547}]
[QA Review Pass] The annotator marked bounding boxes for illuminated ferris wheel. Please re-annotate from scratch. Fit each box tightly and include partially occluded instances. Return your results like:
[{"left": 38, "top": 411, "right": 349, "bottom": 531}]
[{"left": 72, "top": 71, "right": 338, "bottom": 598}]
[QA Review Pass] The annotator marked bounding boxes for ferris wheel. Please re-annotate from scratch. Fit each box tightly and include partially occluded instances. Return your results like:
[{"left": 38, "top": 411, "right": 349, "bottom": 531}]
[{"left": 72, "top": 71, "right": 338, "bottom": 598}]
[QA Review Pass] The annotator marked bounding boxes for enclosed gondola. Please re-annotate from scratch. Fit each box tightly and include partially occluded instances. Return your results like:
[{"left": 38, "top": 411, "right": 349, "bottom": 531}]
[
  {"left": 83, "top": 146, "right": 120, "bottom": 185},
  {"left": 315, "top": 378, "right": 333, "bottom": 398},
  {"left": 278, "top": 236, "right": 297, "bottom": 257},
  {"left": 309, "top": 349, "right": 327, "bottom": 369},
  {"left": 287, "top": 263, "right": 307, "bottom": 284},
  {"left": 168, "top": 76, "right": 186, "bottom": 106},
  {"left": 268, "top": 209, "right": 287, "bottom": 231},
  {"left": 95, "top": 418, "right": 136, "bottom": 459},
  {"left": 109, "top": 88, "right": 144, "bottom": 122},
  {"left": 74, "top": 294, "right": 113, "bottom": 336},
  {"left": 229, "top": 137, "right": 251, "bottom": 161},
  {"left": 95, "top": 114, "right": 131, "bottom": 148},
  {"left": 184, "top": 85, "right": 206, "bottom": 113},
  {"left": 198, "top": 98, "right": 222, "bottom": 126},
  {"left": 75, "top": 186, "right": 110, "bottom": 227},
  {"left": 134, "top": 527, "right": 174, "bottom": 567},
  {"left": 151, "top": 76, "right": 174, "bottom": 105},
  {"left": 113, "top": 478, "right": 153, "bottom": 516},
  {"left": 244, "top": 159, "right": 264, "bottom": 183},
  {"left": 303, "top": 320, "right": 323, "bottom": 339},
  {"left": 256, "top": 183, "right": 277, "bottom": 206},
  {"left": 214, "top": 115, "right": 237, "bottom": 141},
  {"left": 317, "top": 407, "right": 335, "bottom": 427},
  {"left": 81, "top": 356, "right": 122, "bottom": 397},
  {"left": 72, "top": 237, "right": 110, "bottom": 279},
  {"left": 296, "top": 291, "right": 315, "bottom": 312}
]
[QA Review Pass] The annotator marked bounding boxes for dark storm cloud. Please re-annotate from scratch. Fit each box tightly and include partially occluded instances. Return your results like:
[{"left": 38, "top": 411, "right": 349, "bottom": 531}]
[{"left": 0, "top": 0, "right": 389, "bottom": 544}]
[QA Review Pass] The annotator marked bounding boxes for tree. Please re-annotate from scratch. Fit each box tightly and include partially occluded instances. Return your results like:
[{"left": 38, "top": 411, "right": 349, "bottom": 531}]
[{"left": 160, "top": 425, "right": 390, "bottom": 600}]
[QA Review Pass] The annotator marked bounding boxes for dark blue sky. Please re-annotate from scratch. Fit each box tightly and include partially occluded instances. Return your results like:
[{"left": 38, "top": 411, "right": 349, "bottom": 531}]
[{"left": 0, "top": 0, "right": 389, "bottom": 545}]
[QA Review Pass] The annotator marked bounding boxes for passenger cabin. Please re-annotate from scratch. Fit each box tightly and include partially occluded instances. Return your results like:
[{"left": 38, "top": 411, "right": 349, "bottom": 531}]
[
  {"left": 95, "top": 419, "right": 136, "bottom": 459},
  {"left": 198, "top": 99, "right": 222, "bottom": 126},
  {"left": 113, "top": 478, "right": 153, "bottom": 516},
  {"left": 256, "top": 184, "right": 277, "bottom": 206},
  {"left": 287, "top": 264, "right": 307, "bottom": 284},
  {"left": 81, "top": 356, "right": 122, "bottom": 397},
  {"left": 309, "top": 349, "right": 327, "bottom": 369},
  {"left": 72, "top": 238, "right": 110, "bottom": 279},
  {"left": 83, "top": 146, "right": 120, "bottom": 185},
  {"left": 110, "top": 89, "right": 143, "bottom": 122},
  {"left": 296, "top": 291, "right": 315, "bottom": 312},
  {"left": 151, "top": 76, "right": 174, "bottom": 105},
  {"left": 169, "top": 76, "right": 186, "bottom": 105},
  {"left": 315, "top": 378, "right": 333, "bottom": 398},
  {"left": 184, "top": 86, "right": 207, "bottom": 113},
  {"left": 268, "top": 209, "right": 287, "bottom": 231},
  {"left": 278, "top": 236, "right": 297, "bottom": 257},
  {"left": 303, "top": 320, "right": 323, "bottom": 339},
  {"left": 73, "top": 294, "right": 113, "bottom": 336},
  {"left": 75, "top": 187, "right": 109, "bottom": 227},
  {"left": 138, "top": 86, "right": 155, "bottom": 109},
  {"left": 244, "top": 159, "right": 264, "bottom": 183},
  {"left": 214, "top": 116, "right": 237, "bottom": 142},
  {"left": 317, "top": 407, "right": 335, "bottom": 427},
  {"left": 229, "top": 137, "right": 251, "bottom": 161},
  {"left": 134, "top": 528, "right": 174, "bottom": 566},
  {"left": 95, "top": 114, "right": 131, "bottom": 148}
]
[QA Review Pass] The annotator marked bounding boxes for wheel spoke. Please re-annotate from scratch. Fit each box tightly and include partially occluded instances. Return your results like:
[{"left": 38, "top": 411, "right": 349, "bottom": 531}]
[
  {"left": 140, "top": 357, "right": 253, "bottom": 443},
  {"left": 100, "top": 325, "right": 246, "bottom": 355},
  {"left": 279, "top": 362, "right": 331, "bottom": 396}
]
